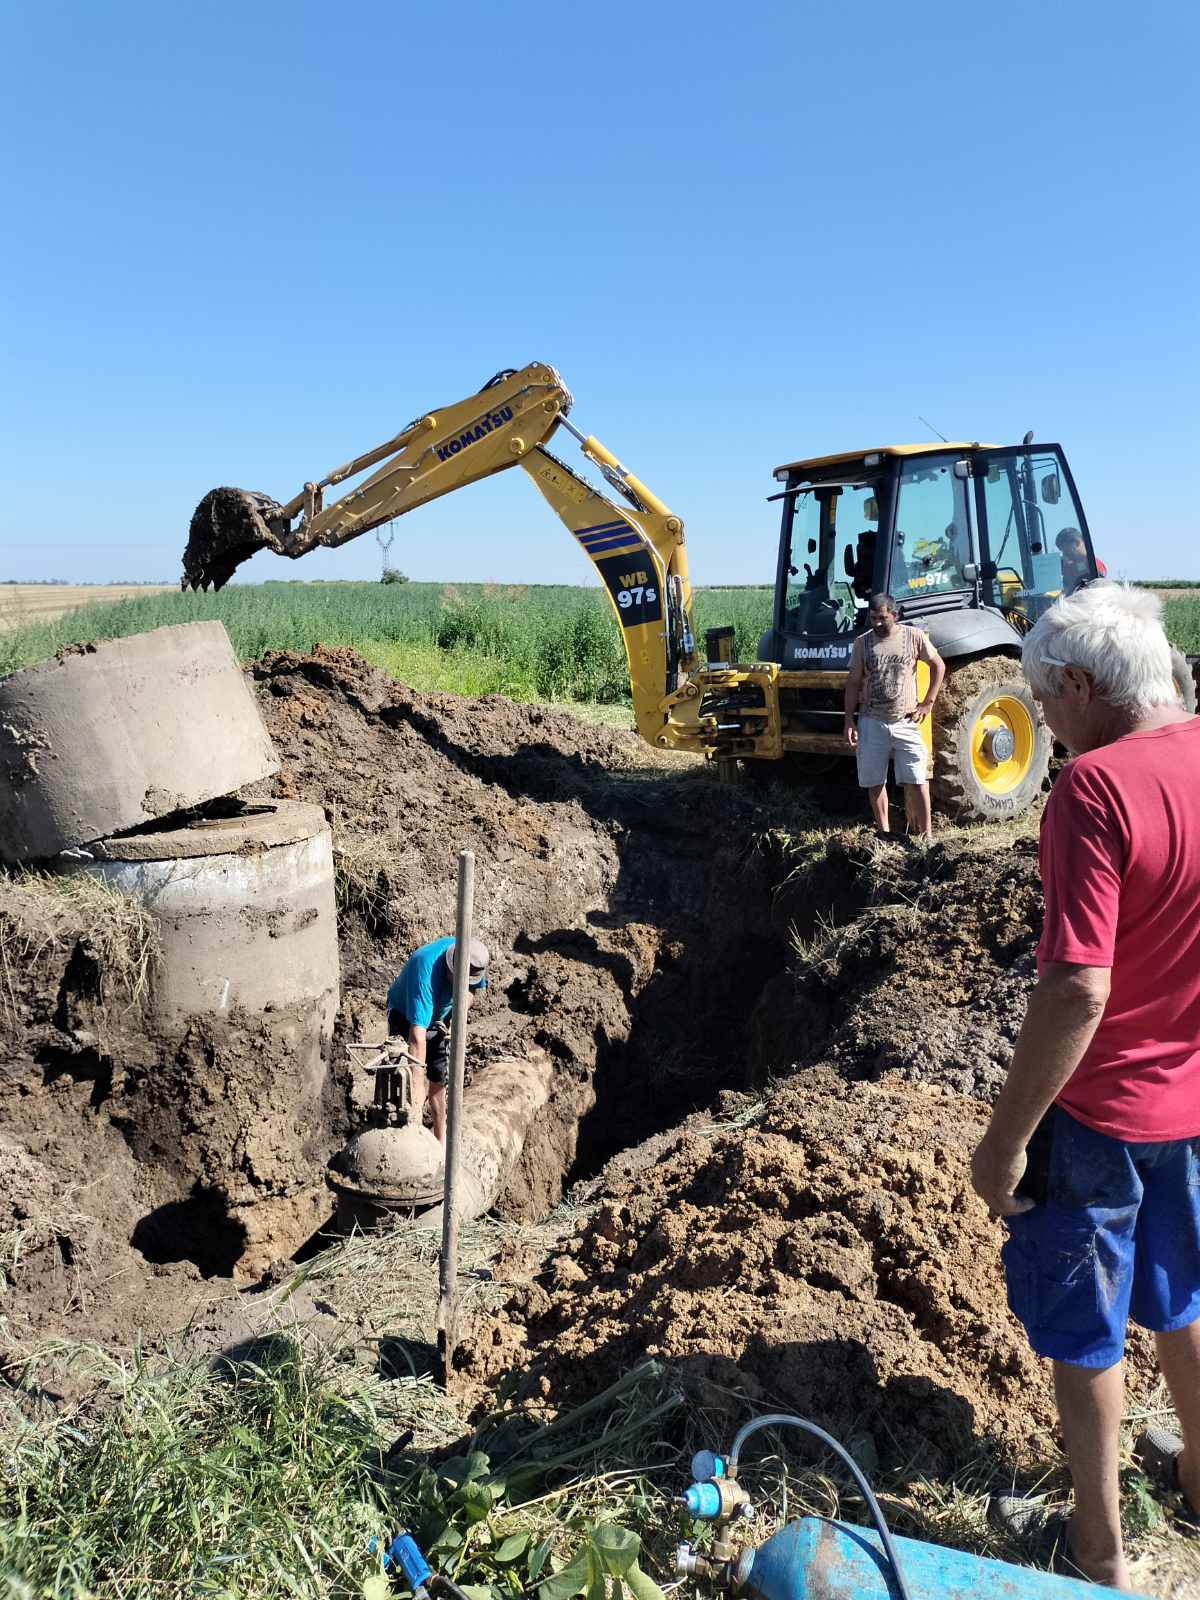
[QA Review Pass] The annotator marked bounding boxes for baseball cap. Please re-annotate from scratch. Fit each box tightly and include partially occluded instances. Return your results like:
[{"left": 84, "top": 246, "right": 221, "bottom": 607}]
[{"left": 444, "top": 937, "right": 490, "bottom": 987}]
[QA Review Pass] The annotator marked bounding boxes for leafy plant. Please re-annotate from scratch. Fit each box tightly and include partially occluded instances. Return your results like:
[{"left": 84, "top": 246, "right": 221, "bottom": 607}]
[{"left": 537, "top": 1525, "right": 666, "bottom": 1600}]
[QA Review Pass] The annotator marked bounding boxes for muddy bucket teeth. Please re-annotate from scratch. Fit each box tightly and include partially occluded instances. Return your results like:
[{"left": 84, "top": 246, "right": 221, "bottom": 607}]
[{"left": 182, "top": 487, "right": 285, "bottom": 590}]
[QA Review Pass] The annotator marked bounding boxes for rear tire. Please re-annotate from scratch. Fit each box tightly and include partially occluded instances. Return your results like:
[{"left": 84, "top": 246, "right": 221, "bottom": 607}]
[{"left": 931, "top": 657, "right": 1051, "bottom": 823}]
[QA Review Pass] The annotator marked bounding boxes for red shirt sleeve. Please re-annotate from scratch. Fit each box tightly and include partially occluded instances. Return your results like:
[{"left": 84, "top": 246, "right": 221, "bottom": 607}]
[{"left": 1038, "top": 763, "right": 1126, "bottom": 968}]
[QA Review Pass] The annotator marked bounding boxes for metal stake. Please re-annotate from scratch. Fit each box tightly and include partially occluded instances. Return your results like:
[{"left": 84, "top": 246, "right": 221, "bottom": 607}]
[{"left": 437, "top": 849, "right": 474, "bottom": 1387}]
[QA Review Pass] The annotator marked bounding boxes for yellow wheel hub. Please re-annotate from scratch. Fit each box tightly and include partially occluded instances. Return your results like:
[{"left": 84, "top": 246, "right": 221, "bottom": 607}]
[{"left": 970, "top": 694, "right": 1036, "bottom": 795}]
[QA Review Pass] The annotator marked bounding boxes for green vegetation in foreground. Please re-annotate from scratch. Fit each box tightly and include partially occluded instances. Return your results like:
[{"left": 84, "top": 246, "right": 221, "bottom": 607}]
[
  {"left": 0, "top": 582, "right": 774, "bottom": 704},
  {"left": 2, "top": 1281, "right": 1191, "bottom": 1597}
]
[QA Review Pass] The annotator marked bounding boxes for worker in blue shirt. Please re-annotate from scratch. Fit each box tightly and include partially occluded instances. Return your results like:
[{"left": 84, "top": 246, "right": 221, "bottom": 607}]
[{"left": 386, "top": 936, "right": 490, "bottom": 1144}]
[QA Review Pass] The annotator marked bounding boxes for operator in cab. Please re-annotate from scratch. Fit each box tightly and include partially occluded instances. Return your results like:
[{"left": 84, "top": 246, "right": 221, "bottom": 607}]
[
  {"left": 1057, "top": 527, "right": 1108, "bottom": 593},
  {"left": 843, "top": 593, "right": 945, "bottom": 840},
  {"left": 386, "top": 936, "right": 490, "bottom": 1145}
]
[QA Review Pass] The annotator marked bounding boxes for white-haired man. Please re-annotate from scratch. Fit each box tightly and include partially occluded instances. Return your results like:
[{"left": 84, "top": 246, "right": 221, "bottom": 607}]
[{"left": 971, "top": 583, "right": 1200, "bottom": 1586}]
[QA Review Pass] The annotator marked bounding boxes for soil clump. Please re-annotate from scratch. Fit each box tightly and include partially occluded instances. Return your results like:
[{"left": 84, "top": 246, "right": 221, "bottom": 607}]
[
  {"left": 753, "top": 830, "right": 1044, "bottom": 1101},
  {"left": 248, "top": 646, "right": 792, "bottom": 1198},
  {"left": 460, "top": 1070, "right": 1156, "bottom": 1472}
]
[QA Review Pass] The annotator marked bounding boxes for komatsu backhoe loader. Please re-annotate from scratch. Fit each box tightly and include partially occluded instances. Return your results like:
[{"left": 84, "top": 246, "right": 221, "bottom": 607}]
[{"left": 183, "top": 361, "right": 1150, "bottom": 822}]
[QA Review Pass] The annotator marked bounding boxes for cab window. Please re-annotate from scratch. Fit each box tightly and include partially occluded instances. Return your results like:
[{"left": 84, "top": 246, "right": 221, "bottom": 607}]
[
  {"left": 982, "top": 451, "right": 1089, "bottom": 603},
  {"left": 783, "top": 482, "right": 880, "bottom": 636},
  {"left": 893, "top": 456, "right": 973, "bottom": 599}
]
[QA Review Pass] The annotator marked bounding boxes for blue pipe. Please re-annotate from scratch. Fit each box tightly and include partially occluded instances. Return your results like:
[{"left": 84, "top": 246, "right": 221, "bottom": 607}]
[{"left": 740, "top": 1517, "right": 1147, "bottom": 1600}]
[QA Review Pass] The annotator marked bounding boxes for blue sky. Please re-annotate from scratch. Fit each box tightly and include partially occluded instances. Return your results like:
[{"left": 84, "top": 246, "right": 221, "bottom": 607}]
[{"left": 2, "top": 0, "right": 1196, "bottom": 585}]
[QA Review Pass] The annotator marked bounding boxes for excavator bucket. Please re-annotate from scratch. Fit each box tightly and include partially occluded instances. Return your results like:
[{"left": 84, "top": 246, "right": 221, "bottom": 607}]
[{"left": 182, "top": 487, "right": 286, "bottom": 590}]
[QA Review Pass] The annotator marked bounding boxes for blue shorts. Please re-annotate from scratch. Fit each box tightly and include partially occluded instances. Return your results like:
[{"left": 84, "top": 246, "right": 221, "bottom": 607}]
[{"left": 1002, "top": 1106, "right": 1200, "bottom": 1368}]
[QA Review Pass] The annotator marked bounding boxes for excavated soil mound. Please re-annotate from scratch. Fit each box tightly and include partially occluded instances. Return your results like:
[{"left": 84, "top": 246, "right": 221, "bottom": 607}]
[
  {"left": 461, "top": 1071, "right": 1156, "bottom": 1472},
  {"left": 752, "top": 830, "right": 1044, "bottom": 1101}
]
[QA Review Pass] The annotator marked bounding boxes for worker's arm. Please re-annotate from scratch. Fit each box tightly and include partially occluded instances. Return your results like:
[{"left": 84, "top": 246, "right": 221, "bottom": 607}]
[
  {"left": 911, "top": 637, "right": 946, "bottom": 723},
  {"left": 406, "top": 1024, "right": 428, "bottom": 1066},
  {"left": 843, "top": 641, "right": 864, "bottom": 746},
  {"left": 970, "top": 961, "right": 1111, "bottom": 1215}
]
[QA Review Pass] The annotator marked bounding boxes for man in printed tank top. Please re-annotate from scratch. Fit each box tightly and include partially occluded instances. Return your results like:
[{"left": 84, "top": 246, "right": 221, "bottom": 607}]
[{"left": 843, "top": 593, "right": 945, "bottom": 838}]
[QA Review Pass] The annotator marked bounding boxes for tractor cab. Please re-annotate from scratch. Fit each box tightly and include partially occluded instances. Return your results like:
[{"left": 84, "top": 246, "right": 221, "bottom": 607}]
[{"left": 759, "top": 442, "right": 1098, "bottom": 669}]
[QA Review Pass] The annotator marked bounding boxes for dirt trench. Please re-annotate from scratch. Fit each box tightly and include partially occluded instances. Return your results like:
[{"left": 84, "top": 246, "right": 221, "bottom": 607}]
[{"left": 0, "top": 648, "right": 799, "bottom": 1343}]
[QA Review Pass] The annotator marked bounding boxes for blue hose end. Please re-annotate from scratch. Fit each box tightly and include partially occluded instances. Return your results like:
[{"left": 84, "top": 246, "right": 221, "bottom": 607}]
[
  {"left": 683, "top": 1481, "right": 723, "bottom": 1520},
  {"left": 690, "top": 1450, "right": 727, "bottom": 1482}
]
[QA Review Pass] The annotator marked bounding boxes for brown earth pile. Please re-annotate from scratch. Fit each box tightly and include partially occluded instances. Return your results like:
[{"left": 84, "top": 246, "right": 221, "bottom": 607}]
[
  {"left": 753, "top": 830, "right": 1044, "bottom": 1101},
  {"left": 461, "top": 1070, "right": 1156, "bottom": 1472}
]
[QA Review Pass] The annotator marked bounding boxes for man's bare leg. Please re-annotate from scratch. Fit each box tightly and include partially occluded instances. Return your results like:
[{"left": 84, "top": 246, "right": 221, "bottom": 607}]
[
  {"left": 867, "top": 783, "right": 890, "bottom": 831},
  {"left": 1155, "top": 1318, "right": 1200, "bottom": 1512},
  {"left": 429, "top": 1083, "right": 447, "bottom": 1145},
  {"left": 905, "top": 781, "right": 933, "bottom": 838},
  {"left": 409, "top": 1061, "right": 429, "bottom": 1122},
  {"left": 1053, "top": 1359, "right": 1131, "bottom": 1589}
]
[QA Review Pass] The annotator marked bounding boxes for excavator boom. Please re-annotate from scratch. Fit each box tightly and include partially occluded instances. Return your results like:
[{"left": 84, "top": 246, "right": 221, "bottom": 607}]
[
  {"left": 182, "top": 362, "right": 707, "bottom": 751},
  {"left": 183, "top": 364, "right": 573, "bottom": 590}
]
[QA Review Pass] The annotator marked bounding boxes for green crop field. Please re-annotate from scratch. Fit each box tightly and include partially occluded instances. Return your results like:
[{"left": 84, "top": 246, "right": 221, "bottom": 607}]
[
  {"left": 1162, "top": 596, "right": 1200, "bottom": 654},
  {"left": 0, "top": 581, "right": 775, "bottom": 704},
  {"left": 2, "top": 580, "right": 1197, "bottom": 700}
]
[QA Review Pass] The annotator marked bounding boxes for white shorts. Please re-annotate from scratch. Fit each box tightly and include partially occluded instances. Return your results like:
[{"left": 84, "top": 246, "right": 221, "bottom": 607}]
[{"left": 855, "top": 715, "right": 928, "bottom": 787}]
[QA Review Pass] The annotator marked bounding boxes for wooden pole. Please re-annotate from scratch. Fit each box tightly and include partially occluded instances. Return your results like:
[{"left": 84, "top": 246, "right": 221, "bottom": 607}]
[{"left": 437, "top": 849, "right": 474, "bottom": 1388}]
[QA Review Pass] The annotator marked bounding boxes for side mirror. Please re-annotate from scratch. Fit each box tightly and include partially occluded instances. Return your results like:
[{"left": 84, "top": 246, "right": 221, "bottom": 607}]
[
  {"left": 1041, "top": 472, "right": 1061, "bottom": 505},
  {"left": 962, "top": 562, "right": 979, "bottom": 583},
  {"left": 953, "top": 459, "right": 971, "bottom": 479}
]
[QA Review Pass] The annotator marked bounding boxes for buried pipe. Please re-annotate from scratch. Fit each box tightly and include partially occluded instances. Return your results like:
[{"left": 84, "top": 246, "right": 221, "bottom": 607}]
[
  {"left": 418, "top": 1049, "right": 554, "bottom": 1235},
  {"left": 328, "top": 1048, "right": 554, "bottom": 1227}
]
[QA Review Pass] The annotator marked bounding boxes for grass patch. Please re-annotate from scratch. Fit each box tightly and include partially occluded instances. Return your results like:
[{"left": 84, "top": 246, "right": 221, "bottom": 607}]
[
  {"left": 1161, "top": 597, "right": 1200, "bottom": 655},
  {"left": 5, "top": 1325, "right": 1194, "bottom": 1599}
]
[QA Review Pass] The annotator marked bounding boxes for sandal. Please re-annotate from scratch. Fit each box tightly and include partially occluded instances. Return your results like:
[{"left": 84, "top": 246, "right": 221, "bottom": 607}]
[
  {"left": 1133, "top": 1427, "right": 1200, "bottom": 1535},
  {"left": 988, "top": 1496, "right": 1087, "bottom": 1578}
]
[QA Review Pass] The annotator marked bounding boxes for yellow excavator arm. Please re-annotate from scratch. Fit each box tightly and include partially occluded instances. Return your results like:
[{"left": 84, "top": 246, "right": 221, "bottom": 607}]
[{"left": 182, "top": 362, "right": 704, "bottom": 749}]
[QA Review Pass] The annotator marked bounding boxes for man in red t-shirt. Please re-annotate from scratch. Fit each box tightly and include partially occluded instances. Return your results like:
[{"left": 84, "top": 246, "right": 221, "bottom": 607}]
[{"left": 971, "top": 582, "right": 1200, "bottom": 1587}]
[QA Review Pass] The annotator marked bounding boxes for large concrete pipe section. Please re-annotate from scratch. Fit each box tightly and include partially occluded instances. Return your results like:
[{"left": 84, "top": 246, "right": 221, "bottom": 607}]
[
  {"left": 331, "top": 1049, "right": 554, "bottom": 1227},
  {"left": 0, "top": 622, "right": 278, "bottom": 863},
  {"left": 73, "top": 801, "right": 339, "bottom": 1054}
]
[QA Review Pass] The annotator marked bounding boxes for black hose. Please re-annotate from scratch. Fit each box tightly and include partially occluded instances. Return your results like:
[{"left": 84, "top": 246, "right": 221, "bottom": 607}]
[{"left": 728, "top": 1413, "right": 914, "bottom": 1600}]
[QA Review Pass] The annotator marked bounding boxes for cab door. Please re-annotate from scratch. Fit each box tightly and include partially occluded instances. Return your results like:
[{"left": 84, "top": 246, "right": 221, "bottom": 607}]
[{"left": 972, "top": 445, "right": 1094, "bottom": 625}]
